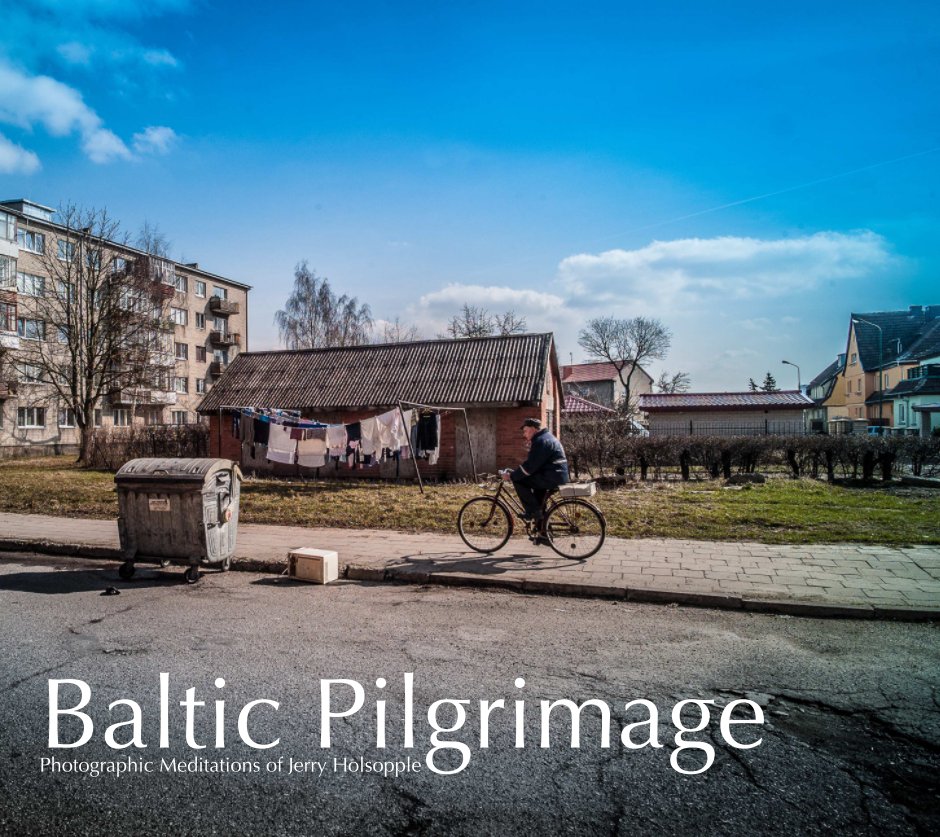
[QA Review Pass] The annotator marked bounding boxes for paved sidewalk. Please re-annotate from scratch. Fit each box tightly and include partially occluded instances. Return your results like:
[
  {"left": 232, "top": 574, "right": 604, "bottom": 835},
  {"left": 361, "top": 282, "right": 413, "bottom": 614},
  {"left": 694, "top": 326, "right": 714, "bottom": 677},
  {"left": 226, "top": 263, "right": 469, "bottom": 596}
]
[{"left": 1, "top": 511, "right": 938, "bottom": 620}]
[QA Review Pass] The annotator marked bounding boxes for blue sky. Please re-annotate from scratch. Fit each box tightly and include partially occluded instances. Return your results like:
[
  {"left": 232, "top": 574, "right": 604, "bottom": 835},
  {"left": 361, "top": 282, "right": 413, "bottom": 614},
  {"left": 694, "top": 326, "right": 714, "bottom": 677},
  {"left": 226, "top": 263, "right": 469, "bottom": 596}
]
[{"left": 1, "top": 0, "right": 938, "bottom": 390}]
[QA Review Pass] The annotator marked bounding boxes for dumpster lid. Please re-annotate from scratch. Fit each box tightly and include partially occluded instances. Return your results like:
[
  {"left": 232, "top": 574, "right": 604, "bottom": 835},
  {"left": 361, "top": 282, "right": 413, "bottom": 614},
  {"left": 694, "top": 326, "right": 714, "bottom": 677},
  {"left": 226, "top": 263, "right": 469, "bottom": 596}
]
[{"left": 115, "top": 458, "right": 237, "bottom": 483}]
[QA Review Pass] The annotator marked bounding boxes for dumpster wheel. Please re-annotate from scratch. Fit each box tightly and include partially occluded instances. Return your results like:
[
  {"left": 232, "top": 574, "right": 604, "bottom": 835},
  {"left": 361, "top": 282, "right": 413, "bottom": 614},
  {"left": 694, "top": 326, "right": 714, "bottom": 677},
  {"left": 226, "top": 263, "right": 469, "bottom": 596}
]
[
  {"left": 118, "top": 561, "right": 135, "bottom": 580},
  {"left": 184, "top": 566, "right": 200, "bottom": 584}
]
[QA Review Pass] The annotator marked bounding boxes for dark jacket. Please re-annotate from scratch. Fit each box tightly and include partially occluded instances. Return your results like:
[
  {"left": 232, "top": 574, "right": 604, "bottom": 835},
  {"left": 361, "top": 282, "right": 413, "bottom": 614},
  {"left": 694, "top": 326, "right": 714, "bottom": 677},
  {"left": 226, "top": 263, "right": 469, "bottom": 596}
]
[{"left": 512, "top": 429, "right": 569, "bottom": 485}]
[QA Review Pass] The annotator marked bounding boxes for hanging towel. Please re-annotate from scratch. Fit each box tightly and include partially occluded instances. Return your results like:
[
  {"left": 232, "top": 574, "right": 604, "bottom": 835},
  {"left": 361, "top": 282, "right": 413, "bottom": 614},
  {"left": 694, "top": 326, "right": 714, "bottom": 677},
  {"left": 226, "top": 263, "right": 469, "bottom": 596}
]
[
  {"left": 326, "top": 424, "right": 348, "bottom": 457},
  {"left": 360, "top": 417, "right": 379, "bottom": 456},
  {"left": 266, "top": 423, "right": 296, "bottom": 464},
  {"left": 254, "top": 417, "right": 270, "bottom": 446},
  {"left": 297, "top": 428, "right": 328, "bottom": 468}
]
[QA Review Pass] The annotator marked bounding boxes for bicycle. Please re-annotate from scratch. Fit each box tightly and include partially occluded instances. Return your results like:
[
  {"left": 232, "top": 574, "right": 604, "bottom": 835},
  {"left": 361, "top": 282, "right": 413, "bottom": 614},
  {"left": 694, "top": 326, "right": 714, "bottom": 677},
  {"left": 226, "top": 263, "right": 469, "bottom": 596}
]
[{"left": 457, "top": 475, "right": 606, "bottom": 560}]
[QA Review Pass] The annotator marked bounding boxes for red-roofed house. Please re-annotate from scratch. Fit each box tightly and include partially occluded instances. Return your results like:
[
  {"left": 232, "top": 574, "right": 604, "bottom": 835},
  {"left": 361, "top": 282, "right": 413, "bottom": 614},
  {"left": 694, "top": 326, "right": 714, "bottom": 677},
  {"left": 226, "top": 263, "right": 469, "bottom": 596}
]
[
  {"left": 638, "top": 391, "right": 813, "bottom": 436},
  {"left": 561, "top": 361, "right": 653, "bottom": 410}
]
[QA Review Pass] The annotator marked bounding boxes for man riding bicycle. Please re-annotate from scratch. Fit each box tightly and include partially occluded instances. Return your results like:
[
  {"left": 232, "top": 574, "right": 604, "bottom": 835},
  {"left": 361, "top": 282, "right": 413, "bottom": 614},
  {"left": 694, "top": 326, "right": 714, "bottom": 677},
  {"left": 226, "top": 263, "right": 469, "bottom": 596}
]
[{"left": 502, "top": 418, "right": 569, "bottom": 541}]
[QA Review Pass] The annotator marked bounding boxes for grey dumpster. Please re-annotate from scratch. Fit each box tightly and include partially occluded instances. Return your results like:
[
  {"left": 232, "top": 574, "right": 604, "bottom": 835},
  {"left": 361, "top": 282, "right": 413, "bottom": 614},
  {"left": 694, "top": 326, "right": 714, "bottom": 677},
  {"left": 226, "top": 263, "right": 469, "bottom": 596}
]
[{"left": 115, "top": 458, "right": 242, "bottom": 583}]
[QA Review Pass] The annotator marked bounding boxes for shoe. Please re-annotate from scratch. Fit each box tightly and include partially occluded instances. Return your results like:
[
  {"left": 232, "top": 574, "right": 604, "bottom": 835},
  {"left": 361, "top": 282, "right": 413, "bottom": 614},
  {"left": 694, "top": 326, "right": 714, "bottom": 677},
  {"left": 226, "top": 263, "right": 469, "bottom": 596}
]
[{"left": 530, "top": 535, "right": 551, "bottom": 546}]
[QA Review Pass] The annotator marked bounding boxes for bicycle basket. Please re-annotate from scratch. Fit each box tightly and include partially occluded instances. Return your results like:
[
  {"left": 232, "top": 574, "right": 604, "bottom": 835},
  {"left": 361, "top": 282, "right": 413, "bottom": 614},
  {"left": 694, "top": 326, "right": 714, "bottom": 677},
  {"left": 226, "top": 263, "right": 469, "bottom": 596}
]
[{"left": 558, "top": 482, "right": 596, "bottom": 498}]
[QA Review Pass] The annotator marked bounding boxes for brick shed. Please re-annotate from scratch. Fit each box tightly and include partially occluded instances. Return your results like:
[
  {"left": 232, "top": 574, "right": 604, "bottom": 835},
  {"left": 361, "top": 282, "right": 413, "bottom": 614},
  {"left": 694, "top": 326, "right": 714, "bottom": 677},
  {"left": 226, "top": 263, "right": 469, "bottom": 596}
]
[{"left": 197, "top": 333, "right": 563, "bottom": 480}]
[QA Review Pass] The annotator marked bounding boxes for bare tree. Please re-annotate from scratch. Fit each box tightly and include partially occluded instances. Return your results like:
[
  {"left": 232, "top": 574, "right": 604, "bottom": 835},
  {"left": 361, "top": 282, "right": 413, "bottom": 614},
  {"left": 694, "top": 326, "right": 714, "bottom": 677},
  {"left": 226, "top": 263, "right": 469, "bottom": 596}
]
[
  {"left": 577, "top": 316, "right": 672, "bottom": 413},
  {"left": 656, "top": 370, "right": 691, "bottom": 393},
  {"left": 16, "top": 204, "right": 175, "bottom": 464},
  {"left": 379, "top": 317, "right": 421, "bottom": 343},
  {"left": 136, "top": 220, "right": 171, "bottom": 258},
  {"left": 443, "top": 304, "right": 527, "bottom": 338},
  {"left": 275, "top": 262, "right": 373, "bottom": 349}
]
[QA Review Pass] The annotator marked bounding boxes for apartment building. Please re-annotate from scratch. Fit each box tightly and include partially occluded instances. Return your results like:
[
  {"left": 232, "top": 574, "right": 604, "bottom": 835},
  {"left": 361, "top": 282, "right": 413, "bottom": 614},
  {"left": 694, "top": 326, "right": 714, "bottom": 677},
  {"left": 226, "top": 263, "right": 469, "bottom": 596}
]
[{"left": 0, "top": 199, "right": 250, "bottom": 456}]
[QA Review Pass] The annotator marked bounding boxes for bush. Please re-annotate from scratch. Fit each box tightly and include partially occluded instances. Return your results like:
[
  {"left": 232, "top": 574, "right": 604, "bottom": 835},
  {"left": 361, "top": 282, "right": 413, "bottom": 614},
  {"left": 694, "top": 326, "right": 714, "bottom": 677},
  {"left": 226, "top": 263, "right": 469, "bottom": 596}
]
[{"left": 86, "top": 424, "right": 210, "bottom": 470}]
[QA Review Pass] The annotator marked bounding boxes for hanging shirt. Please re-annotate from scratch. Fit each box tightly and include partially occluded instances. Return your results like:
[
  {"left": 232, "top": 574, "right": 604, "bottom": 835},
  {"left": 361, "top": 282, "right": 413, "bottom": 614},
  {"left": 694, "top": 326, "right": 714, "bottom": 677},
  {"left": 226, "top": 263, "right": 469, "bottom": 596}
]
[
  {"left": 376, "top": 409, "right": 407, "bottom": 452},
  {"left": 266, "top": 423, "right": 296, "bottom": 464},
  {"left": 254, "top": 417, "right": 271, "bottom": 446},
  {"left": 416, "top": 412, "right": 438, "bottom": 452}
]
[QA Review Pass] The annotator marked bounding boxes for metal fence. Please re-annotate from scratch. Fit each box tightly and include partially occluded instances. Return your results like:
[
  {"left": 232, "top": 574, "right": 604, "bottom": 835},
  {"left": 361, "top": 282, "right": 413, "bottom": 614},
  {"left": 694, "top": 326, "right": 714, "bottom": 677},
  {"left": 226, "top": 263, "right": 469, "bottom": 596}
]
[{"left": 649, "top": 420, "right": 808, "bottom": 437}]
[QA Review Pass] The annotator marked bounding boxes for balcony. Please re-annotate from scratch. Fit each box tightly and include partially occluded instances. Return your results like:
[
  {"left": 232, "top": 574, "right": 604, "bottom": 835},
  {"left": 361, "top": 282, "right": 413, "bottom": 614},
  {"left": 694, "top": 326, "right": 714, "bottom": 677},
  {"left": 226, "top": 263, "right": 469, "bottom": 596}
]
[
  {"left": 0, "top": 332, "right": 19, "bottom": 350},
  {"left": 0, "top": 381, "right": 17, "bottom": 399},
  {"left": 109, "top": 388, "right": 178, "bottom": 406},
  {"left": 208, "top": 360, "right": 226, "bottom": 377},
  {"left": 208, "top": 296, "right": 239, "bottom": 316},
  {"left": 209, "top": 330, "right": 240, "bottom": 347}
]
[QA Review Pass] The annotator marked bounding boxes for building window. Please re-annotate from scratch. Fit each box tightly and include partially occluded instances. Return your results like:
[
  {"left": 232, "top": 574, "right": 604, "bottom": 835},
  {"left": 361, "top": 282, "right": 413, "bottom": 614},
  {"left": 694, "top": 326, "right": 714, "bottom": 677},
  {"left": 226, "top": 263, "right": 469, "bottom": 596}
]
[
  {"left": 194, "top": 280, "right": 206, "bottom": 297},
  {"left": 170, "top": 307, "right": 188, "bottom": 326},
  {"left": 143, "top": 408, "right": 163, "bottom": 426},
  {"left": 856, "top": 379, "right": 862, "bottom": 394},
  {"left": 195, "top": 378, "right": 206, "bottom": 394},
  {"left": 58, "top": 408, "right": 76, "bottom": 427},
  {"left": 850, "top": 353, "right": 857, "bottom": 366},
  {"left": 57, "top": 240, "right": 76, "bottom": 261},
  {"left": 94, "top": 408, "right": 103, "bottom": 427},
  {"left": 195, "top": 345, "right": 207, "bottom": 362},
  {"left": 0, "top": 211, "right": 14, "bottom": 241},
  {"left": 0, "top": 255, "right": 14, "bottom": 286},
  {"left": 195, "top": 312, "right": 206, "bottom": 329},
  {"left": 18, "top": 407, "right": 45, "bottom": 428},
  {"left": 172, "top": 410, "right": 188, "bottom": 425},
  {"left": 213, "top": 316, "right": 227, "bottom": 333},
  {"left": 16, "top": 272, "right": 44, "bottom": 296},
  {"left": 212, "top": 287, "right": 228, "bottom": 300},
  {"left": 175, "top": 342, "right": 189, "bottom": 360},
  {"left": 113, "top": 408, "right": 131, "bottom": 427},
  {"left": 898, "top": 403, "right": 906, "bottom": 425},
  {"left": 174, "top": 376, "right": 188, "bottom": 393},
  {"left": 174, "top": 274, "right": 188, "bottom": 293},
  {"left": 17, "top": 317, "right": 45, "bottom": 340},
  {"left": 0, "top": 302, "right": 15, "bottom": 333},
  {"left": 17, "top": 363, "right": 43, "bottom": 382},
  {"left": 17, "top": 229, "right": 45, "bottom": 254},
  {"left": 112, "top": 257, "right": 127, "bottom": 274},
  {"left": 213, "top": 348, "right": 229, "bottom": 364}
]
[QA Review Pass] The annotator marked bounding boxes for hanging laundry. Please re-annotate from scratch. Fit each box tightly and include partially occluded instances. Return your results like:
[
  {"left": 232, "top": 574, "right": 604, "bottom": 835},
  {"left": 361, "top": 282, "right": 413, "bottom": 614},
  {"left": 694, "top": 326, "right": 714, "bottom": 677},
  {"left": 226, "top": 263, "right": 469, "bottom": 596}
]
[
  {"left": 266, "top": 423, "right": 297, "bottom": 464},
  {"left": 298, "top": 427, "right": 328, "bottom": 468},
  {"left": 326, "top": 424, "right": 347, "bottom": 457},
  {"left": 360, "top": 416, "right": 379, "bottom": 456},
  {"left": 254, "top": 417, "right": 271, "bottom": 446}
]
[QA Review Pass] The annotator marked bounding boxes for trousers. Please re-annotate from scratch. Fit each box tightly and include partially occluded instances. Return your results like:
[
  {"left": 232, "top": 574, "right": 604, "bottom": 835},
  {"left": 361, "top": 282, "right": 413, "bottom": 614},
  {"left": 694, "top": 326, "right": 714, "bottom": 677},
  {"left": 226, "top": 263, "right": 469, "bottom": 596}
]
[{"left": 511, "top": 472, "right": 559, "bottom": 521}]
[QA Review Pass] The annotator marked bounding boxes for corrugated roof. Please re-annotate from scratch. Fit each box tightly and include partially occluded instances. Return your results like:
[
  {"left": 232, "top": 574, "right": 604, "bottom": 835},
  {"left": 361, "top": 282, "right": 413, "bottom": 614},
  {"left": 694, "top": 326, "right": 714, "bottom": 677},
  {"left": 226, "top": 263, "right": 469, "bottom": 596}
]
[
  {"left": 198, "top": 333, "right": 556, "bottom": 412},
  {"left": 561, "top": 361, "right": 652, "bottom": 384},
  {"left": 563, "top": 394, "right": 616, "bottom": 414},
  {"left": 638, "top": 391, "right": 813, "bottom": 412}
]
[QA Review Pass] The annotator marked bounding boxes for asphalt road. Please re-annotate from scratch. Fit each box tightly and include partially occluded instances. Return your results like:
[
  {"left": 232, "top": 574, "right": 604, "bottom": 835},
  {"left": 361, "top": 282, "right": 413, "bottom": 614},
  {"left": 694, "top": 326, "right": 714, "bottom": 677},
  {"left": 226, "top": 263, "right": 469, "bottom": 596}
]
[{"left": 1, "top": 553, "right": 938, "bottom": 836}]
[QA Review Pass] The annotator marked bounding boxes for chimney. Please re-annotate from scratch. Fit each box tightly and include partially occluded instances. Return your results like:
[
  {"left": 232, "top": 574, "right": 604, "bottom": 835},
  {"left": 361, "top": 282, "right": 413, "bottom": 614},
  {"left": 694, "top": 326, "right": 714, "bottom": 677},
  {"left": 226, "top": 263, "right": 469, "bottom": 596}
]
[{"left": 185, "top": 262, "right": 199, "bottom": 269}]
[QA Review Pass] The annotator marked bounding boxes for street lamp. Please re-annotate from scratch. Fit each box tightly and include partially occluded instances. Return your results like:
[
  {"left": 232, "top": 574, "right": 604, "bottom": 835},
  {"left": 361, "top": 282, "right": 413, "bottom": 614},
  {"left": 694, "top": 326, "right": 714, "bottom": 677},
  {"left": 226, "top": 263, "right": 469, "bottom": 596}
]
[
  {"left": 852, "top": 317, "right": 883, "bottom": 427},
  {"left": 781, "top": 359, "right": 801, "bottom": 392}
]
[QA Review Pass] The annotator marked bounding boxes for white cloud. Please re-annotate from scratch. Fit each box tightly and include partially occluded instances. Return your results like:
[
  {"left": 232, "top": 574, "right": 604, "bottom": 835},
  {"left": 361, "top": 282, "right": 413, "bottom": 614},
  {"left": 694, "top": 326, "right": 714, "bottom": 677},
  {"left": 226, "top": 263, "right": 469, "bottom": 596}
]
[
  {"left": 0, "top": 61, "right": 132, "bottom": 162},
  {"left": 133, "top": 125, "right": 177, "bottom": 154},
  {"left": 0, "top": 132, "right": 41, "bottom": 174},
  {"left": 418, "top": 283, "right": 565, "bottom": 313},
  {"left": 142, "top": 49, "right": 179, "bottom": 68},
  {"left": 556, "top": 232, "right": 895, "bottom": 311}
]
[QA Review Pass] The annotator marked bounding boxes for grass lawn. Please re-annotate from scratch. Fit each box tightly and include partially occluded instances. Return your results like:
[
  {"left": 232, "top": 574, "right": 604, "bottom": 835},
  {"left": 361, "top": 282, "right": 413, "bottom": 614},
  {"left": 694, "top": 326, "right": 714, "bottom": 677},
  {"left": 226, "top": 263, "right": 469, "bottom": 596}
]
[{"left": 0, "top": 456, "right": 938, "bottom": 545}]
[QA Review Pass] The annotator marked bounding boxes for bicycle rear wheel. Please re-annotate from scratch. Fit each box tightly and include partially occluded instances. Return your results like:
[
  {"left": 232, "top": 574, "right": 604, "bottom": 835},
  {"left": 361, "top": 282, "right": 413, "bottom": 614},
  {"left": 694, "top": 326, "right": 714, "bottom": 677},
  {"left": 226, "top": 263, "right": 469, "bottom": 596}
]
[
  {"left": 545, "top": 499, "right": 606, "bottom": 559},
  {"left": 458, "top": 497, "right": 512, "bottom": 553}
]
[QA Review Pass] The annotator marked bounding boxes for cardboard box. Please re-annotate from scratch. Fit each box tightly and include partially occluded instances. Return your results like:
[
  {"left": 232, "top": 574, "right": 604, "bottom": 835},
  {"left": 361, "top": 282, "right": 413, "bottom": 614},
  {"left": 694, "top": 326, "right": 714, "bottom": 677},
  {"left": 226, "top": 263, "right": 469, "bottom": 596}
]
[{"left": 288, "top": 547, "right": 339, "bottom": 584}]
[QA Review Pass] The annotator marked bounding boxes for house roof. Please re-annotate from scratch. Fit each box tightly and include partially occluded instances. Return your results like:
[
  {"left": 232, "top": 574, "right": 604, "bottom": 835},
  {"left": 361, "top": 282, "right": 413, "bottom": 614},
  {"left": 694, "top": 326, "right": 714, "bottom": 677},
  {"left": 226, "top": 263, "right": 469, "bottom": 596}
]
[
  {"left": 562, "top": 394, "right": 617, "bottom": 415},
  {"left": 638, "top": 391, "right": 813, "bottom": 413},
  {"left": 849, "top": 306, "right": 940, "bottom": 370},
  {"left": 198, "top": 333, "right": 558, "bottom": 413},
  {"left": 886, "top": 373, "right": 940, "bottom": 399},
  {"left": 561, "top": 361, "right": 653, "bottom": 385},
  {"left": 898, "top": 318, "right": 940, "bottom": 363},
  {"left": 807, "top": 356, "right": 844, "bottom": 405}
]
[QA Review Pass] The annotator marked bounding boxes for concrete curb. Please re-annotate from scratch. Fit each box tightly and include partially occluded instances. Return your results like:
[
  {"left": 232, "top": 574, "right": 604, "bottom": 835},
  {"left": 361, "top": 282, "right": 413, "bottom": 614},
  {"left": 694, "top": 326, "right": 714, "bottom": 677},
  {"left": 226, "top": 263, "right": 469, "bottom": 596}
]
[{"left": 2, "top": 538, "right": 937, "bottom": 622}]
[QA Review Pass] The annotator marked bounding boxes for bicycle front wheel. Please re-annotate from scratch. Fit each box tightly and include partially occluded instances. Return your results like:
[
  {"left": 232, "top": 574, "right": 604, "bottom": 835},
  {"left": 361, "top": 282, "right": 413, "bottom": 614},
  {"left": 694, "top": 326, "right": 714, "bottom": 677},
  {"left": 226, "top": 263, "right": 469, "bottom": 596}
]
[
  {"left": 545, "top": 499, "right": 606, "bottom": 560},
  {"left": 458, "top": 497, "right": 512, "bottom": 553}
]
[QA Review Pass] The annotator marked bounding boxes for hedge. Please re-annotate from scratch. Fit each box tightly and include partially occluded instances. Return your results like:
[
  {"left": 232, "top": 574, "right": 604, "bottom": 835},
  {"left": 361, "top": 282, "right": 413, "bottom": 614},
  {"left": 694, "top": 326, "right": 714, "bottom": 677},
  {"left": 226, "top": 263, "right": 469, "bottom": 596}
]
[
  {"left": 86, "top": 424, "right": 210, "bottom": 471},
  {"left": 562, "top": 418, "right": 940, "bottom": 482}
]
